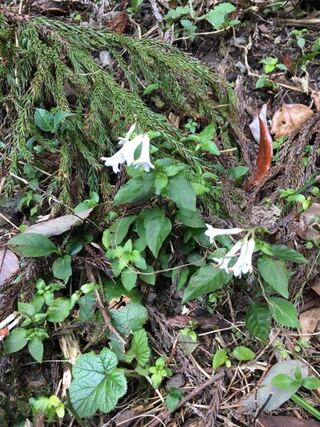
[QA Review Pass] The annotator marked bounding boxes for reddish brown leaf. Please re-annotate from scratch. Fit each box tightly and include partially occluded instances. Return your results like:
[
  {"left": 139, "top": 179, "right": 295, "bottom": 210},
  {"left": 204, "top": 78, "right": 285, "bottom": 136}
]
[
  {"left": 282, "top": 53, "right": 295, "bottom": 75},
  {"left": 247, "top": 114, "right": 273, "bottom": 189},
  {"left": 0, "top": 327, "right": 9, "bottom": 341},
  {"left": 259, "top": 415, "right": 320, "bottom": 427},
  {"left": 271, "top": 103, "right": 314, "bottom": 138}
]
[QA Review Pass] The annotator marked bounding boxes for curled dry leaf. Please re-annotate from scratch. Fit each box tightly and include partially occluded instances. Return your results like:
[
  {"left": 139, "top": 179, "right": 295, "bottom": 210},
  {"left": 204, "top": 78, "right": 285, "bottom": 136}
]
[
  {"left": 271, "top": 103, "right": 314, "bottom": 138},
  {"left": 24, "top": 208, "right": 92, "bottom": 237},
  {"left": 239, "top": 360, "right": 308, "bottom": 413},
  {"left": 247, "top": 105, "right": 273, "bottom": 189},
  {"left": 299, "top": 307, "right": 320, "bottom": 342},
  {"left": 0, "top": 249, "right": 19, "bottom": 286},
  {"left": 297, "top": 203, "right": 320, "bottom": 241}
]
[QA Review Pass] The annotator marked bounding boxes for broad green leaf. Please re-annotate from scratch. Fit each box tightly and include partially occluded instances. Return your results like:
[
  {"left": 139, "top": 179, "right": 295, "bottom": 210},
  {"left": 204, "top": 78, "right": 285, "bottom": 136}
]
[
  {"left": 47, "top": 298, "right": 71, "bottom": 322},
  {"left": 139, "top": 265, "right": 156, "bottom": 285},
  {"left": 259, "top": 243, "right": 308, "bottom": 264},
  {"left": 164, "top": 6, "right": 191, "bottom": 21},
  {"left": 110, "top": 303, "right": 148, "bottom": 337},
  {"left": 144, "top": 207, "right": 172, "bottom": 257},
  {"left": 34, "top": 108, "right": 54, "bottom": 132},
  {"left": 232, "top": 346, "right": 255, "bottom": 362},
  {"left": 8, "top": 233, "right": 57, "bottom": 257},
  {"left": 302, "top": 377, "right": 320, "bottom": 390},
  {"left": 268, "top": 297, "right": 300, "bottom": 328},
  {"left": 109, "top": 215, "right": 137, "bottom": 246},
  {"left": 271, "top": 374, "right": 295, "bottom": 390},
  {"left": 198, "top": 124, "right": 216, "bottom": 143},
  {"left": 212, "top": 348, "right": 228, "bottom": 370},
  {"left": 176, "top": 208, "right": 205, "bottom": 228},
  {"left": 155, "top": 173, "right": 168, "bottom": 195},
  {"left": 182, "top": 265, "right": 231, "bottom": 303},
  {"left": 52, "top": 111, "right": 73, "bottom": 133},
  {"left": 245, "top": 303, "right": 271, "bottom": 341},
  {"left": 18, "top": 302, "right": 35, "bottom": 318},
  {"left": 172, "top": 266, "right": 189, "bottom": 290},
  {"left": 114, "top": 175, "right": 154, "bottom": 205},
  {"left": 168, "top": 176, "right": 196, "bottom": 212},
  {"left": 258, "top": 256, "right": 289, "bottom": 298},
  {"left": 229, "top": 166, "right": 249, "bottom": 180},
  {"left": 126, "top": 329, "right": 151, "bottom": 366},
  {"left": 69, "top": 349, "right": 127, "bottom": 417},
  {"left": 4, "top": 327, "right": 28, "bottom": 353},
  {"left": 28, "top": 338, "right": 44, "bottom": 363},
  {"left": 52, "top": 255, "right": 72, "bottom": 283},
  {"left": 121, "top": 269, "right": 138, "bottom": 291},
  {"left": 166, "top": 389, "right": 183, "bottom": 411},
  {"left": 205, "top": 2, "right": 236, "bottom": 29},
  {"left": 103, "top": 280, "right": 141, "bottom": 303}
]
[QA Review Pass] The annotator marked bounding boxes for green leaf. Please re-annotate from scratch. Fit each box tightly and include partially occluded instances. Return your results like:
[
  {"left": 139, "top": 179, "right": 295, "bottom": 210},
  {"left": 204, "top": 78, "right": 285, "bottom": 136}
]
[
  {"left": 4, "top": 327, "right": 28, "bottom": 353},
  {"left": 258, "top": 243, "right": 308, "bottom": 264},
  {"left": 205, "top": 2, "right": 236, "bottom": 29},
  {"left": 198, "top": 124, "right": 216, "bottom": 143},
  {"left": 229, "top": 166, "right": 249, "bottom": 180},
  {"left": 8, "top": 233, "right": 57, "bottom": 257},
  {"left": 144, "top": 207, "right": 172, "bottom": 258},
  {"left": 69, "top": 349, "right": 127, "bottom": 417},
  {"left": 143, "top": 83, "right": 160, "bottom": 95},
  {"left": 166, "top": 388, "right": 183, "bottom": 411},
  {"left": 212, "top": 348, "right": 228, "bottom": 370},
  {"left": 52, "top": 111, "right": 73, "bottom": 133},
  {"left": 34, "top": 108, "right": 54, "bottom": 132},
  {"left": 245, "top": 303, "right": 271, "bottom": 341},
  {"left": 258, "top": 256, "right": 289, "bottom": 298},
  {"left": 182, "top": 265, "right": 231, "bottom": 303},
  {"left": 47, "top": 298, "right": 71, "bottom": 322},
  {"left": 232, "top": 346, "right": 255, "bottom": 362},
  {"left": 302, "top": 377, "right": 320, "bottom": 390},
  {"left": 109, "top": 215, "right": 137, "bottom": 246},
  {"left": 110, "top": 303, "right": 148, "bottom": 337},
  {"left": 172, "top": 266, "right": 189, "bottom": 290},
  {"left": 114, "top": 175, "right": 155, "bottom": 205},
  {"left": 168, "top": 176, "right": 196, "bottom": 212},
  {"left": 78, "top": 292, "right": 96, "bottom": 321},
  {"left": 268, "top": 297, "right": 300, "bottom": 328},
  {"left": 52, "top": 255, "right": 72, "bottom": 283},
  {"left": 18, "top": 302, "right": 35, "bottom": 318},
  {"left": 176, "top": 208, "right": 205, "bottom": 228},
  {"left": 139, "top": 265, "right": 156, "bottom": 285},
  {"left": 164, "top": 6, "right": 191, "bottom": 21},
  {"left": 121, "top": 269, "right": 138, "bottom": 291},
  {"left": 126, "top": 329, "right": 151, "bottom": 366},
  {"left": 28, "top": 338, "right": 44, "bottom": 363},
  {"left": 271, "top": 374, "right": 295, "bottom": 390},
  {"left": 155, "top": 173, "right": 168, "bottom": 195},
  {"left": 103, "top": 280, "right": 141, "bottom": 303}
]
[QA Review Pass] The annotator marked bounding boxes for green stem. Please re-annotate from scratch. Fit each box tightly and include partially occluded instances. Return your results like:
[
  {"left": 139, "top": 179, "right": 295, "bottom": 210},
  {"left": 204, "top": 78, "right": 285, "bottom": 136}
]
[{"left": 291, "top": 393, "right": 320, "bottom": 421}]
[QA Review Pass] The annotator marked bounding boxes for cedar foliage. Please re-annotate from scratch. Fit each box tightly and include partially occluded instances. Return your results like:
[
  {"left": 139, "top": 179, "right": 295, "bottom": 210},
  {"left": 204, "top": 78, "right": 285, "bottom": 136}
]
[{"left": 0, "top": 13, "right": 235, "bottom": 204}]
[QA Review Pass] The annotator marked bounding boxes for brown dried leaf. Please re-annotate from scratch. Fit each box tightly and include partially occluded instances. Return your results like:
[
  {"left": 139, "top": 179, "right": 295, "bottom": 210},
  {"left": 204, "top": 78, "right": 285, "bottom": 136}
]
[
  {"left": 259, "top": 415, "right": 320, "bottom": 427},
  {"left": 0, "top": 249, "right": 19, "bottom": 286},
  {"left": 106, "top": 11, "right": 128, "bottom": 34},
  {"left": 299, "top": 307, "right": 320, "bottom": 341},
  {"left": 311, "top": 89, "right": 320, "bottom": 112},
  {"left": 297, "top": 203, "right": 320, "bottom": 241},
  {"left": 271, "top": 103, "right": 314, "bottom": 138},
  {"left": 282, "top": 53, "right": 295, "bottom": 75}
]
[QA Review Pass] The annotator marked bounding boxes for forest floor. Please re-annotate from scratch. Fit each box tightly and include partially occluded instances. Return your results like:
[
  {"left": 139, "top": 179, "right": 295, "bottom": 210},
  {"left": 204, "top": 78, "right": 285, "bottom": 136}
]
[{"left": 0, "top": 1, "right": 320, "bottom": 427}]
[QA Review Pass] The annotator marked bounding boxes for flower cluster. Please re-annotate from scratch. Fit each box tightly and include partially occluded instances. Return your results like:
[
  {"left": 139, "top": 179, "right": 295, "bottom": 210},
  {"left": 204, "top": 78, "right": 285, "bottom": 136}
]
[
  {"left": 205, "top": 225, "right": 255, "bottom": 278},
  {"left": 101, "top": 124, "right": 154, "bottom": 173}
]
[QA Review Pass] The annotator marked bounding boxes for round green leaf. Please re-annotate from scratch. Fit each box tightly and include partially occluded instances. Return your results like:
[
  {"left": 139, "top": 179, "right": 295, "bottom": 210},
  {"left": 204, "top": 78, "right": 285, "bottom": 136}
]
[{"left": 232, "top": 346, "right": 255, "bottom": 362}]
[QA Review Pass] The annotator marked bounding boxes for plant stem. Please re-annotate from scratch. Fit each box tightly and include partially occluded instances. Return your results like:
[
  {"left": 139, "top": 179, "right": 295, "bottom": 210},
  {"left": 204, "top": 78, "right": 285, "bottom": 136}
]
[{"left": 291, "top": 393, "right": 320, "bottom": 421}]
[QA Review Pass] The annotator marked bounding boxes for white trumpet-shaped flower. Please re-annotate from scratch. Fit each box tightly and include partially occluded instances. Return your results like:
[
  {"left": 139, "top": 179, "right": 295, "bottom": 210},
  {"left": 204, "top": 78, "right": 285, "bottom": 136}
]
[
  {"left": 230, "top": 237, "right": 255, "bottom": 278},
  {"left": 205, "top": 224, "right": 243, "bottom": 244},
  {"left": 101, "top": 124, "right": 154, "bottom": 173}
]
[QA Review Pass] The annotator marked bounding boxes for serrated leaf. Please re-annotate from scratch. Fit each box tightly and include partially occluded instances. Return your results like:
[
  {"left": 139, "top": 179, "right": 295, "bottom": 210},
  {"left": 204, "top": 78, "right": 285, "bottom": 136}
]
[
  {"left": 28, "top": 338, "right": 44, "bottom": 363},
  {"left": 268, "top": 297, "right": 300, "bottom": 328},
  {"left": 52, "top": 255, "right": 72, "bottom": 283},
  {"left": 69, "top": 349, "right": 127, "bottom": 417},
  {"left": 245, "top": 303, "right": 271, "bottom": 341},
  {"left": 232, "top": 346, "right": 255, "bottom": 362},
  {"left": 168, "top": 176, "right": 196, "bottom": 212},
  {"left": 126, "top": 329, "right": 151, "bottom": 366},
  {"left": 79, "top": 292, "right": 96, "bottom": 321},
  {"left": 144, "top": 207, "right": 172, "bottom": 258},
  {"left": 166, "top": 388, "right": 183, "bottom": 411},
  {"left": 8, "top": 233, "right": 57, "bottom": 257},
  {"left": 258, "top": 257, "right": 289, "bottom": 298},
  {"left": 110, "top": 303, "right": 148, "bottom": 337},
  {"left": 182, "top": 265, "right": 231, "bottom": 303}
]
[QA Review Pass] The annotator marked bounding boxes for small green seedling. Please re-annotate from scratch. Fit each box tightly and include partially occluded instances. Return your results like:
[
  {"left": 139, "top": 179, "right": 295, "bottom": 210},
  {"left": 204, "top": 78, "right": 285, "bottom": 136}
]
[
  {"left": 149, "top": 357, "right": 172, "bottom": 388},
  {"left": 29, "top": 395, "right": 65, "bottom": 423},
  {"left": 260, "top": 57, "right": 287, "bottom": 74},
  {"left": 290, "top": 29, "right": 308, "bottom": 52}
]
